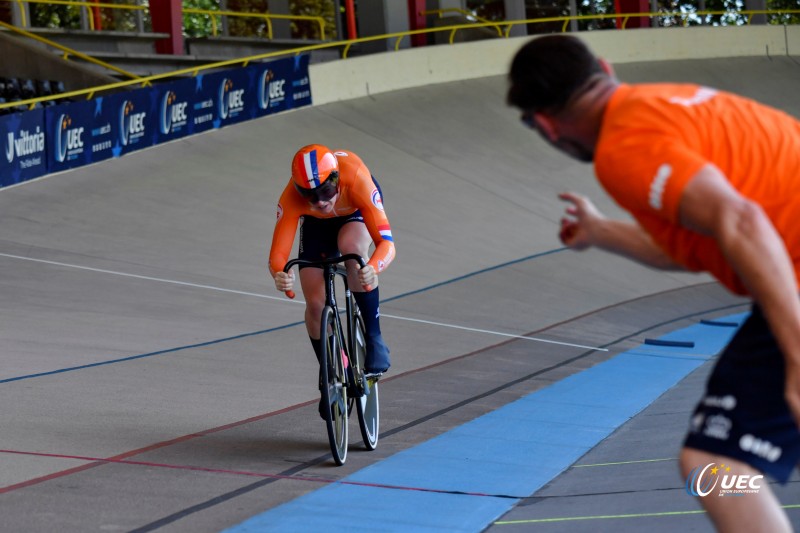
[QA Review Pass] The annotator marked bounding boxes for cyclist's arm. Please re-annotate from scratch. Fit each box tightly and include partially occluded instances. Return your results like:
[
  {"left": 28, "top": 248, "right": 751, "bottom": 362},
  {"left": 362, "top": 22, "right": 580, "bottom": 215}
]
[
  {"left": 268, "top": 187, "right": 302, "bottom": 277},
  {"left": 353, "top": 172, "right": 395, "bottom": 273}
]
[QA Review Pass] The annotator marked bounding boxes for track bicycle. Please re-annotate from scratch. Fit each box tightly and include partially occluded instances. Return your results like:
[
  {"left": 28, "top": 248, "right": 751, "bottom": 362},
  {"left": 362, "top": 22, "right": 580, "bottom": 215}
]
[{"left": 283, "top": 254, "right": 380, "bottom": 465}]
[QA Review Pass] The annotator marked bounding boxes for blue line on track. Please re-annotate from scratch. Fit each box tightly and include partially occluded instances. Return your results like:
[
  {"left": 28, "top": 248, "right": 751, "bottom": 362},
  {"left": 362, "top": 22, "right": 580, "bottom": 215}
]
[
  {"left": 222, "top": 313, "right": 747, "bottom": 533},
  {"left": 0, "top": 321, "right": 303, "bottom": 384},
  {"left": 1, "top": 250, "right": 565, "bottom": 384}
]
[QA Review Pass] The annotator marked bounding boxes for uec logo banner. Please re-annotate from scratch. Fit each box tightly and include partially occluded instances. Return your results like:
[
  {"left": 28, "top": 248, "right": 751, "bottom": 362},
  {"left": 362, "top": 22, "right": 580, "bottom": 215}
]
[
  {"left": 1, "top": 54, "right": 311, "bottom": 188},
  {"left": 0, "top": 108, "right": 47, "bottom": 187},
  {"left": 45, "top": 99, "right": 115, "bottom": 173},
  {"left": 110, "top": 88, "right": 153, "bottom": 156},
  {"left": 153, "top": 77, "right": 194, "bottom": 144},
  {"left": 251, "top": 53, "right": 311, "bottom": 118}
]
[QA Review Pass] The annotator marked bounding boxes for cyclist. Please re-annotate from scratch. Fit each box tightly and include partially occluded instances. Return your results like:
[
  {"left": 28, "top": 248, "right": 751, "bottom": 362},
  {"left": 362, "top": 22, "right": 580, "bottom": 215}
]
[
  {"left": 269, "top": 144, "right": 396, "bottom": 393},
  {"left": 508, "top": 35, "right": 800, "bottom": 532}
]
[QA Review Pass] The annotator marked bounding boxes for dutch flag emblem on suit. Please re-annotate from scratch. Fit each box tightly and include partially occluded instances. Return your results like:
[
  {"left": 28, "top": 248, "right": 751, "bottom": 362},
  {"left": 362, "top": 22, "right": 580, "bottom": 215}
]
[{"left": 378, "top": 224, "right": 393, "bottom": 242}]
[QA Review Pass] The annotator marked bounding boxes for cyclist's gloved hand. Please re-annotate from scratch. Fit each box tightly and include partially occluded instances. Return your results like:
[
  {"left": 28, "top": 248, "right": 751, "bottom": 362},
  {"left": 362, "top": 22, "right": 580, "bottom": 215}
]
[
  {"left": 359, "top": 264, "right": 377, "bottom": 290},
  {"left": 274, "top": 270, "right": 295, "bottom": 293}
]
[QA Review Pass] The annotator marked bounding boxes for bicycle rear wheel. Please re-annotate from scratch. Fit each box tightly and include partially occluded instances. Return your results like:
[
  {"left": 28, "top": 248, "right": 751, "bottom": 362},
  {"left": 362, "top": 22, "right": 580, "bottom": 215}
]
[
  {"left": 353, "top": 311, "right": 379, "bottom": 450},
  {"left": 320, "top": 306, "right": 348, "bottom": 465}
]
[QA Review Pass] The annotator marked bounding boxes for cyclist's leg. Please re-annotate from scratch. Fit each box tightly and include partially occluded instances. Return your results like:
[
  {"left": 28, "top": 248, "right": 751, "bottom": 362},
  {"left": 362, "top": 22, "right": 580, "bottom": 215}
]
[
  {"left": 299, "top": 267, "right": 326, "bottom": 339},
  {"left": 299, "top": 215, "right": 342, "bottom": 418},
  {"left": 338, "top": 220, "right": 390, "bottom": 374},
  {"left": 298, "top": 214, "right": 340, "bottom": 344}
]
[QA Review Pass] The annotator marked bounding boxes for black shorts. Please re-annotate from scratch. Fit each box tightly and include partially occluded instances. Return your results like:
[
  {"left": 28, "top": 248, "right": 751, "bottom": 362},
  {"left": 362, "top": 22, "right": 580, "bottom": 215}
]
[
  {"left": 298, "top": 176, "right": 383, "bottom": 267},
  {"left": 684, "top": 304, "right": 800, "bottom": 482}
]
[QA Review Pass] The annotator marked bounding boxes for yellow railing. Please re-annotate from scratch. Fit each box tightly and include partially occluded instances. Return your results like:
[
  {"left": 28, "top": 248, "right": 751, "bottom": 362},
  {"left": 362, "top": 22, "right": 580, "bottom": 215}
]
[
  {"left": 1, "top": 9, "right": 799, "bottom": 111},
  {"left": 183, "top": 7, "right": 326, "bottom": 41},
  {"left": 1, "top": 0, "right": 327, "bottom": 40},
  {"left": 0, "top": 19, "right": 142, "bottom": 79}
]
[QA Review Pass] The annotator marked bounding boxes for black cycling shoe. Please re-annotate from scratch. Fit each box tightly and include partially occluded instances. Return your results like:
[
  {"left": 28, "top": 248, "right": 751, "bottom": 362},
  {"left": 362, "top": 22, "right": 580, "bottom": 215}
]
[{"left": 318, "top": 396, "right": 326, "bottom": 420}]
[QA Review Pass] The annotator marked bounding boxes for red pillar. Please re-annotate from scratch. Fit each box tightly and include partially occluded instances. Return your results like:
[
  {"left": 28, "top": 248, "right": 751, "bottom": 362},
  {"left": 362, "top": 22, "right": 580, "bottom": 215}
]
[
  {"left": 614, "top": 0, "right": 651, "bottom": 28},
  {"left": 91, "top": 0, "right": 102, "bottom": 30},
  {"left": 151, "top": 0, "right": 184, "bottom": 55},
  {"left": 344, "top": 0, "right": 357, "bottom": 40},
  {"left": 407, "top": 0, "right": 426, "bottom": 47}
]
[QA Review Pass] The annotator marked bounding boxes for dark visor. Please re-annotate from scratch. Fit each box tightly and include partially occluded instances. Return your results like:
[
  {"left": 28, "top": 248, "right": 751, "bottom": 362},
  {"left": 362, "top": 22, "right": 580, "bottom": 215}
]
[{"left": 295, "top": 172, "right": 339, "bottom": 203}]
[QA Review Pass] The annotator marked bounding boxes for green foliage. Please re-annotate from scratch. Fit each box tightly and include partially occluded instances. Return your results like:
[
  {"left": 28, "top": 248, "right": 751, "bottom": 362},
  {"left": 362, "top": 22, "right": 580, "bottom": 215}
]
[
  {"left": 30, "top": 3, "right": 82, "bottom": 29},
  {"left": 30, "top": 0, "right": 149, "bottom": 31},
  {"left": 183, "top": 0, "right": 221, "bottom": 38},
  {"left": 227, "top": 0, "right": 269, "bottom": 37},
  {"left": 766, "top": 0, "right": 800, "bottom": 24},
  {"left": 290, "top": 0, "right": 335, "bottom": 40}
]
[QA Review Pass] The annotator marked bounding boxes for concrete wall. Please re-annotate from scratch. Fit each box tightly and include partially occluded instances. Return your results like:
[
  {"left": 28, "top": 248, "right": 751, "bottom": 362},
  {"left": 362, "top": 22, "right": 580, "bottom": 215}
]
[{"left": 310, "top": 25, "right": 800, "bottom": 106}]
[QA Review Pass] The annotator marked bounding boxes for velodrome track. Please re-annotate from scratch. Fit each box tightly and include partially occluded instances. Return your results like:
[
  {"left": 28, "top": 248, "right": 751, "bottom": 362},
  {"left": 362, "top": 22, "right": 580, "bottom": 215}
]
[{"left": 1, "top": 34, "right": 800, "bottom": 531}]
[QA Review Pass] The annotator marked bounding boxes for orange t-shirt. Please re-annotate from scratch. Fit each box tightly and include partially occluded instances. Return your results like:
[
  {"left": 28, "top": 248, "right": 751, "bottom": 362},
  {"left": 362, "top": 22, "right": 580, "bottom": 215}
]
[
  {"left": 595, "top": 83, "right": 800, "bottom": 295},
  {"left": 269, "top": 150, "right": 396, "bottom": 275}
]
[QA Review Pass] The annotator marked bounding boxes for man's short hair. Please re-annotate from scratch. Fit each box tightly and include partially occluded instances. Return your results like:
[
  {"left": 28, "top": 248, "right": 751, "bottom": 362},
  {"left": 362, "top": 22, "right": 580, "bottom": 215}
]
[{"left": 507, "top": 35, "right": 603, "bottom": 113}]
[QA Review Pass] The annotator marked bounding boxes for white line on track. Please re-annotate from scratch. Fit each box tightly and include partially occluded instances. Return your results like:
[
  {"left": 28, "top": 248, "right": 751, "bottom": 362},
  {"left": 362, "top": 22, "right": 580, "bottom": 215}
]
[{"left": 0, "top": 252, "right": 607, "bottom": 352}]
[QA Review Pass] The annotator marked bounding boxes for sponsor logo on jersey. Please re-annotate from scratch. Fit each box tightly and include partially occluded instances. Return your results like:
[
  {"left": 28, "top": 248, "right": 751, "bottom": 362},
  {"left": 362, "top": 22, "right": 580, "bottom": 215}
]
[
  {"left": 371, "top": 188, "right": 384, "bottom": 211},
  {"left": 648, "top": 163, "right": 672, "bottom": 210},
  {"left": 669, "top": 87, "right": 717, "bottom": 107},
  {"left": 277, "top": 203, "right": 283, "bottom": 221}
]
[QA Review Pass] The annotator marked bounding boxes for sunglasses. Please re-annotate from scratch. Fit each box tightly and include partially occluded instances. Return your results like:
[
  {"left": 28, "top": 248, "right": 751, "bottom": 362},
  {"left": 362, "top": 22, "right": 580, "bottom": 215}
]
[{"left": 295, "top": 172, "right": 339, "bottom": 203}]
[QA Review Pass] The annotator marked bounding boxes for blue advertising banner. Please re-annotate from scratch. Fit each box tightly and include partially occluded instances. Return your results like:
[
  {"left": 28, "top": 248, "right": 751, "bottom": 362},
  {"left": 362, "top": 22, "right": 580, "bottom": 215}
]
[
  {"left": 2, "top": 53, "right": 312, "bottom": 188},
  {"left": 251, "top": 54, "right": 312, "bottom": 118},
  {"left": 199, "top": 67, "right": 254, "bottom": 129},
  {"left": 151, "top": 77, "right": 194, "bottom": 145},
  {"left": 0, "top": 108, "right": 46, "bottom": 186},
  {"left": 105, "top": 87, "right": 156, "bottom": 157},
  {"left": 46, "top": 97, "right": 116, "bottom": 173}
]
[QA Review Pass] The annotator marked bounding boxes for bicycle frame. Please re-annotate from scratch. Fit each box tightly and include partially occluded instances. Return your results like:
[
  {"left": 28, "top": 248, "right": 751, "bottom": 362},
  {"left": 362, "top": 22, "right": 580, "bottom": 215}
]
[
  {"left": 282, "top": 253, "right": 379, "bottom": 461},
  {"left": 283, "top": 254, "right": 367, "bottom": 396}
]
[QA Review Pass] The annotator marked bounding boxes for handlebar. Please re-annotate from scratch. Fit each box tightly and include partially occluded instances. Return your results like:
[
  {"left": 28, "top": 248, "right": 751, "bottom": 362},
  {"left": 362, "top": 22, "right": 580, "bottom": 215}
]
[{"left": 282, "top": 254, "right": 370, "bottom": 299}]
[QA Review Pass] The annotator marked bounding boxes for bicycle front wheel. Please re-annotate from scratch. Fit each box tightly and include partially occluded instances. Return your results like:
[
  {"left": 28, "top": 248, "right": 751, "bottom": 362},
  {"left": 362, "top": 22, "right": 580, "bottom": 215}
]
[
  {"left": 353, "top": 311, "right": 379, "bottom": 450},
  {"left": 320, "top": 306, "right": 348, "bottom": 465}
]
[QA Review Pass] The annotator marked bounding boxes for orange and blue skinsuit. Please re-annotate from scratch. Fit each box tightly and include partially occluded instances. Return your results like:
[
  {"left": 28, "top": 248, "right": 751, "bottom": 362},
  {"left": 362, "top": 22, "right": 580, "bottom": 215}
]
[
  {"left": 269, "top": 149, "right": 395, "bottom": 277},
  {"left": 269, "top": 149, "right": 395, "bottom": 374}
]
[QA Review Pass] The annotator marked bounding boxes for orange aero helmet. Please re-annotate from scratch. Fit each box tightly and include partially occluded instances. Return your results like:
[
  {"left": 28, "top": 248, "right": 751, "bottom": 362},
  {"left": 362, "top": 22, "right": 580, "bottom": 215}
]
[{"left": 291, "top": 144, "right": 339, "bottom": 190}]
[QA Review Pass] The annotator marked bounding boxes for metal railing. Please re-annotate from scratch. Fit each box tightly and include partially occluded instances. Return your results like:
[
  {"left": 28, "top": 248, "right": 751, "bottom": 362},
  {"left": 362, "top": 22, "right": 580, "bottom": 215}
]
[{"left": 1, "top": 9, "right": 799, "bottom": 111}]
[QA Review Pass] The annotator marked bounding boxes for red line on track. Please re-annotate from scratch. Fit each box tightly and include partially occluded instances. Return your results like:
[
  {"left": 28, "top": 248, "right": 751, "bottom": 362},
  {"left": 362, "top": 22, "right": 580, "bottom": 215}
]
[{"left": 0, "top": 399, "right": 316, "bottom": 495}]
